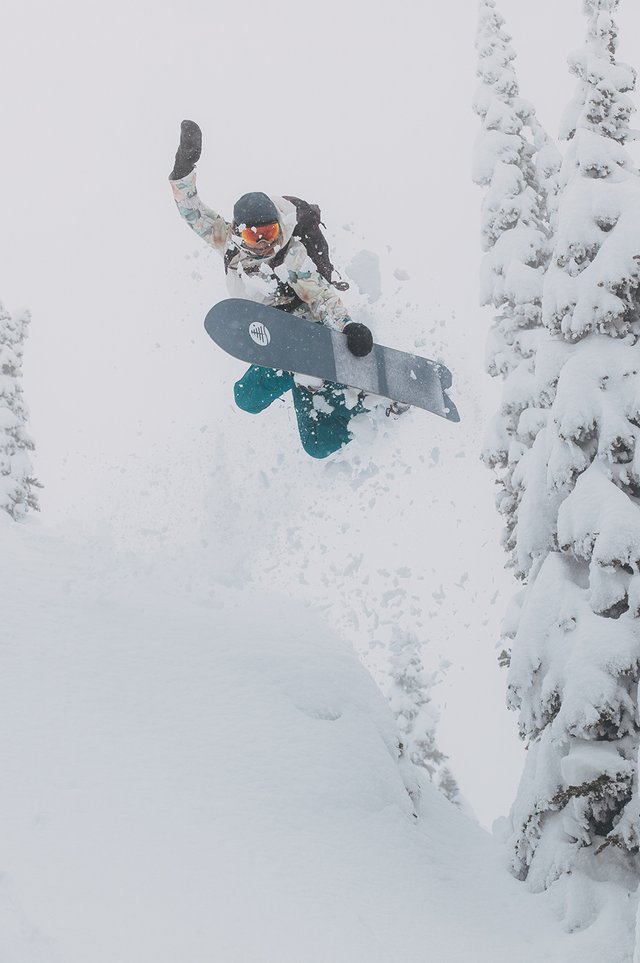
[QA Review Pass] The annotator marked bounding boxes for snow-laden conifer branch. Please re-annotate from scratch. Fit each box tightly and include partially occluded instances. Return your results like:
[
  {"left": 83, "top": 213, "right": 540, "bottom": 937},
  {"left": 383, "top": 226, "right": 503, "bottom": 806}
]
[
  {"left": 473, "top": 0, "right": 560, "bottom": 574},
  {"left": 0, "top": 303, "right": 41, "bottom": 519}
]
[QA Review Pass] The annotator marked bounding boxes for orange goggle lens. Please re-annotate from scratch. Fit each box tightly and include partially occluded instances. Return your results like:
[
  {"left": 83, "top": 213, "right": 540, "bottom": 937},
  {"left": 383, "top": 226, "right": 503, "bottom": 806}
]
[{"left": 240, "top": 222, "right": 280, "bottom": 245}]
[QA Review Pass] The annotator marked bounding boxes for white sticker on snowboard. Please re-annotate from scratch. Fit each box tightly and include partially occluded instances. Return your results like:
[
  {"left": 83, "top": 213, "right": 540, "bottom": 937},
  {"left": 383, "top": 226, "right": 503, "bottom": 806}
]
[{"left": 249, "top": 322, "right": 271, "bottom": 346}]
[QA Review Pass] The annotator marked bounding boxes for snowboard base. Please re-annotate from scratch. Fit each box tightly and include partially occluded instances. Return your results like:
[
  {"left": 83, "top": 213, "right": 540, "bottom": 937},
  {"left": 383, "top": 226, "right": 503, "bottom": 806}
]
[{"left": 204, "top": 299, "right": 459, "bottom": 422}]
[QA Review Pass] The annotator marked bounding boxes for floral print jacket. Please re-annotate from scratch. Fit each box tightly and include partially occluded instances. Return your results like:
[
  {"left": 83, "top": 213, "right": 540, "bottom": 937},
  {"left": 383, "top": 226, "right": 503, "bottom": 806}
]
[{"left": 170, "top": 171, "right": 349, "bottom": 332}]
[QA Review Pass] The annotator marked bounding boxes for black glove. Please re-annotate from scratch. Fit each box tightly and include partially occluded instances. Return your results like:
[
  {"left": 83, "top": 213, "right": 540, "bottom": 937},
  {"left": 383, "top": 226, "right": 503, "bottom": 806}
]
[
  {"left": 169, "top": 120, "right": 202, "bottom": 180},
  {"left": 344, "top": 321, "right": 373, "bottom": 357}
]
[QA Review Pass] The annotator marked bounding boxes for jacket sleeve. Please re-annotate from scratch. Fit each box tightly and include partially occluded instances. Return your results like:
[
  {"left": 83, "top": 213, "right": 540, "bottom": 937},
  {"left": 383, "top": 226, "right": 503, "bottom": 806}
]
[
  {"left": 276, "top": 241, "right": 349, "bottom": 331},
  {"left": 169, "top": 170, "right": 231, "bottom": 256}
]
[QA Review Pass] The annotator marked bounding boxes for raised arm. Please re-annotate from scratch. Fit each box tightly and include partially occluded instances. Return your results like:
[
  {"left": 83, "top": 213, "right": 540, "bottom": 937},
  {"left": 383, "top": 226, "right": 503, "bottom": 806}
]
[{"left": 169, "top": 120, "right": 231, "bottom": 255}]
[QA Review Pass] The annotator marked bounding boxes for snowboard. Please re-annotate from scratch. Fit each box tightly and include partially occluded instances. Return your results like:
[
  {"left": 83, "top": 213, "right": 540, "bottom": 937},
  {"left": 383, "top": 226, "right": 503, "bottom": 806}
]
[{"left": 204, "top": 298, "right": 460, "bottom": 422}]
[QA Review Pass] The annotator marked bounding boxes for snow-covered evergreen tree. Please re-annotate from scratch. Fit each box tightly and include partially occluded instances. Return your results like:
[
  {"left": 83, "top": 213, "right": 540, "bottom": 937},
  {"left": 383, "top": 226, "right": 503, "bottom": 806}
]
[
  {"left": 505, "top": 0, "right": 640, "bottom": 908},
  {"left": 0, "top": 303, "right": 40, "bottom": 519},
  {"left": 388, "top": 630, "right": 461, "bottom": 804},
  {"left": 473, "top": 0, "right": 560, "bottom": 576}
]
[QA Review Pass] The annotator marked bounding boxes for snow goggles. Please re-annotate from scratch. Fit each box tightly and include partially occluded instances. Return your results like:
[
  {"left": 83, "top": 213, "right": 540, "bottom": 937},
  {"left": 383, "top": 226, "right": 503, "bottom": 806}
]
[{"left": 240, "top": 222, "right": 280, "bottom": 246}]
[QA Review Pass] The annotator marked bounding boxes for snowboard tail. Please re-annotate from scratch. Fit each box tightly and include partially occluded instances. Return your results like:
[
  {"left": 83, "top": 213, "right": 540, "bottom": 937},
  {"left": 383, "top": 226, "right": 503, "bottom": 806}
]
[{"left": 205, "top": 298, "right": 459, "bottom": 423}]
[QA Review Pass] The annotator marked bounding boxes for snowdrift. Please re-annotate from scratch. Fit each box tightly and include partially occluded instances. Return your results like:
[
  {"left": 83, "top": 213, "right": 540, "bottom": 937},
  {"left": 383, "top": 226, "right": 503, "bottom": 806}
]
[{"left": 0, "top": 515, "right": 585, "bottom": 963}]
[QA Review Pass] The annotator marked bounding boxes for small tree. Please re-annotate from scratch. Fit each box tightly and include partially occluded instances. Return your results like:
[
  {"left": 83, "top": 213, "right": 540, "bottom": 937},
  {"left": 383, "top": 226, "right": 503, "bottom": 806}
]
[
  {"left": 506, "top": 0, "right": 640, "bottom": 909},
  {"left": 388, "top": 630, "right": 461, "bottom": 804},
  {"left": 0, "top": 303, "right": 41, "bottom": 519}
]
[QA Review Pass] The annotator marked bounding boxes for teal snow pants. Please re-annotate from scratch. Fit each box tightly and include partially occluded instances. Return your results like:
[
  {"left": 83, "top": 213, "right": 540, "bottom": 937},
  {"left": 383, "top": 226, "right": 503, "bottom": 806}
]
[{"left": 234, "top": 365, "right": 367, "bottom": 459}]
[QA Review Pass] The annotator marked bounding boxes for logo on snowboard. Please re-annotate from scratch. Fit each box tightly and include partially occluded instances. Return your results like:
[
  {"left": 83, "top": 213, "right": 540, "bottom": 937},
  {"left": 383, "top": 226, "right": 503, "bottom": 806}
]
[{"left": 249, "top": 322, "right": 271, "bottom": 346}]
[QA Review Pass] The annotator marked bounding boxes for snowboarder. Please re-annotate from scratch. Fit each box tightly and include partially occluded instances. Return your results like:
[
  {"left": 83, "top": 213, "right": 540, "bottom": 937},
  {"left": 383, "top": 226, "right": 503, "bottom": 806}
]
[{"left": 169, "top": 119, "right": 375, "bottom": 459}]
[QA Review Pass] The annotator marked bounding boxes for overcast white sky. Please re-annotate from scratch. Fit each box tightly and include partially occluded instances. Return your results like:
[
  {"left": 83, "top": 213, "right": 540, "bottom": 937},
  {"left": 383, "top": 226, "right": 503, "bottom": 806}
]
[{"left": 3, "top": 0, "right": 640, "bottom": 827}]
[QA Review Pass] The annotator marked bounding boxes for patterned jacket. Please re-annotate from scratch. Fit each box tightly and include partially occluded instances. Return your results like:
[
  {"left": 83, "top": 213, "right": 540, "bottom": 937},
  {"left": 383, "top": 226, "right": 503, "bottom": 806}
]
[{"left": 170, "top": 172, "right": 349, "bottom": 332}]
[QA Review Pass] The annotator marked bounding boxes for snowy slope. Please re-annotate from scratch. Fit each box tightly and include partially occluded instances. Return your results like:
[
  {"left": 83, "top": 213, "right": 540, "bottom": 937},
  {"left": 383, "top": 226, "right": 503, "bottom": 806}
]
[
  {"left": 31, "top": 230, "right": 523, "bottom": 829},
  {"left": 0, "top": 0, "right": 523, "bottom": 829},
  {"left": 0, "top": 514, "right": 595, "bottom": 963}
]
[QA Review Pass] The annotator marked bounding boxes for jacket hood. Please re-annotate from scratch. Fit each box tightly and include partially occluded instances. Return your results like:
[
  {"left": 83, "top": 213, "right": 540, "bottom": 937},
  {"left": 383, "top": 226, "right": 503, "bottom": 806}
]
[{"left": 271, "top": 195, "right": 297, "bottom": 249}]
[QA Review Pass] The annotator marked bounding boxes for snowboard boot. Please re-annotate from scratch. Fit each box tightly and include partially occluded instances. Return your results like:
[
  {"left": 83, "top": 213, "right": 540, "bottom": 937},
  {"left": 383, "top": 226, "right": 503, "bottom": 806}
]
[{"left": 234, "top": 365, "right": 294, "bottom": 413}]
